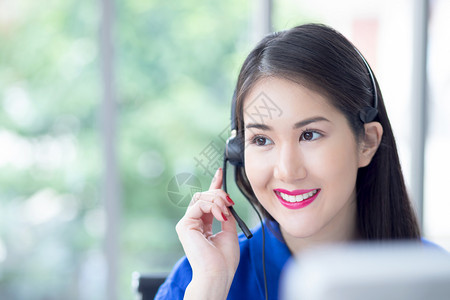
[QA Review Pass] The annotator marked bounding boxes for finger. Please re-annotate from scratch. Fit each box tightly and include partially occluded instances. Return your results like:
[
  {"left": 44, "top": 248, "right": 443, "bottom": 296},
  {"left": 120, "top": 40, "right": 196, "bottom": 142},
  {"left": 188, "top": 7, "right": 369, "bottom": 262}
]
[
  {"left": 221, "top": 208, "right": 238, "bottom": 234},
  {"left": 211, "top": 204, "right": 227, "bottom": 222},
  {"left": 209, "top": 167, "right": 223, "bottom": 190},
  {"left": 209, "top": 191, "right": 232, "bottom": 216},
  {"left": 189, "top": 191, "right": 231, "bottom": 213},
  {"left": 189, "top": 192, "right": 202, "bottom": 208},
  {"left": 186, "top": 200, "right": 225, "bottom": 222}
]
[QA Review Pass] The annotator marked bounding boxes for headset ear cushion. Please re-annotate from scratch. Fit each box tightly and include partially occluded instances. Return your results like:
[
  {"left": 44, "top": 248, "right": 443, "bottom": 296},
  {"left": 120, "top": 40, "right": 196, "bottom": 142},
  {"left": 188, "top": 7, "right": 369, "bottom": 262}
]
[
  {"left": 359, "top": 106, "right": 379, "bottom": 123},
  {"left": 226, "top": 136, "right": 244, "bottom": 166}
]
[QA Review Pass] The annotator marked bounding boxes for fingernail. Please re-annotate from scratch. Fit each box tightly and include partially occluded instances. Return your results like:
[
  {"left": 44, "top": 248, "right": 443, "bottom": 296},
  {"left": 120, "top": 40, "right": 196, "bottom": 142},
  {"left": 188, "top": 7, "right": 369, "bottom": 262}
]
[
  {"left": 221, "top": 213, "right": 228, "bottom": 221},
  {"left": 226, "top": 195, "right": 235, "bottom": 205}
]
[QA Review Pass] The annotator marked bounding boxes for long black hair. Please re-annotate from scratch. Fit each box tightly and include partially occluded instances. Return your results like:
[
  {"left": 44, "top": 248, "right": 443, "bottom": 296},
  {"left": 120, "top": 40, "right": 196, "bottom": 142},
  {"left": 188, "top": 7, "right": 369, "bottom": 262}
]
[{"left": 233, "top": 23, "right": 420, "bottom": 240}]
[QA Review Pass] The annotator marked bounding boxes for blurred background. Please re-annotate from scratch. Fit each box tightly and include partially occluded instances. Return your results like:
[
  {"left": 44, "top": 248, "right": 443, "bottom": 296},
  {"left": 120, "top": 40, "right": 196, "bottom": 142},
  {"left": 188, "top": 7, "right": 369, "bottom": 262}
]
[{"left": 0, "top": 0, "right": 448, "bottom": 299}]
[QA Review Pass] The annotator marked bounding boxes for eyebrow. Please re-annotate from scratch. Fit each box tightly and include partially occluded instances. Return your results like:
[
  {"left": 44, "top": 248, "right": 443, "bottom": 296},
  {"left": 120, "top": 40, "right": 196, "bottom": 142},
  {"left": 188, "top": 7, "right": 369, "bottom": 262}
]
[{"left": 245, "top": 116, "right": 331, "bottom": 131}]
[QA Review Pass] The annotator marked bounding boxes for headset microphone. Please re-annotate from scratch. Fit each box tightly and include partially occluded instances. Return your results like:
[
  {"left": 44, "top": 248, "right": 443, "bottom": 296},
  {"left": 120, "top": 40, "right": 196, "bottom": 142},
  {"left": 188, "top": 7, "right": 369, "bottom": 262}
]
[
  {"left": 223, "top": 89, "right": 252, "bottom": 238},
  {"left": 222, "top": 157, "right": 252, "bottom": 239}
]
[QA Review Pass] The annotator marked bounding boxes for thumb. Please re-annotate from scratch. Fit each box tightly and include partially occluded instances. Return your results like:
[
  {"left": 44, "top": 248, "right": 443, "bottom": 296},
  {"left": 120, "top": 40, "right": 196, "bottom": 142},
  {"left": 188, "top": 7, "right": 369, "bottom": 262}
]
[{"left": 209, "top": 167, "right": 223, "bottom": 190}]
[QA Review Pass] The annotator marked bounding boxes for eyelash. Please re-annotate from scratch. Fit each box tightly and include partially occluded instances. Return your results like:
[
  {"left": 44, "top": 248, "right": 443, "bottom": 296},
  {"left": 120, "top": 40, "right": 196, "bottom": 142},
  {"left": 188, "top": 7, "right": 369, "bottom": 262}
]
[{"left": 249, "top": 129, "right": 323, "bottom": 146}]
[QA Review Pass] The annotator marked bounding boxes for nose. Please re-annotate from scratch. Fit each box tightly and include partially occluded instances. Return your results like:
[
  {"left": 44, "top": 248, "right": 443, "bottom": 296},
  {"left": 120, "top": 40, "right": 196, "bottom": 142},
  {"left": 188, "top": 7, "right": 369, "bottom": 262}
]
[{"left": 273, "top": 143, "right": 307, "bottom": 183}]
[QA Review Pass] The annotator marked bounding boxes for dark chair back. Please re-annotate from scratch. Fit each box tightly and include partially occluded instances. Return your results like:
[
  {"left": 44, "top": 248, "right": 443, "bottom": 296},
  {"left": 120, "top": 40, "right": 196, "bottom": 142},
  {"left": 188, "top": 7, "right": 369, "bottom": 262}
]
[{"left": 132, "top": 272, "right": 167, "bottom": 300}]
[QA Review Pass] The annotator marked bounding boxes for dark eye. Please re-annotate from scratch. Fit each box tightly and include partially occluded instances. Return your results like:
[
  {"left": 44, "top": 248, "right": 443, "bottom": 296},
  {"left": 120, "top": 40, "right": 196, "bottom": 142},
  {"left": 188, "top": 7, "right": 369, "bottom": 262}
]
[
  {"left": 300, "top": 130, "right": 321, "bottom": 141},
  {"left": 252, "top": 136, "right": 273, "bottom": 146},
  {"left": 256, "top": 137, "right": 268, "bottom": 146}
]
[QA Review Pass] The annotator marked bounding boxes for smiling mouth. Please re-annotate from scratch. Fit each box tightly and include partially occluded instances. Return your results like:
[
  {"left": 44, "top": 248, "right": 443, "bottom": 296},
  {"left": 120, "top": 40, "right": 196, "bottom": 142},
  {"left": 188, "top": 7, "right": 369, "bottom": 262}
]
[{"left": 274, "top": 189, "right": 320, "bottom": 203}]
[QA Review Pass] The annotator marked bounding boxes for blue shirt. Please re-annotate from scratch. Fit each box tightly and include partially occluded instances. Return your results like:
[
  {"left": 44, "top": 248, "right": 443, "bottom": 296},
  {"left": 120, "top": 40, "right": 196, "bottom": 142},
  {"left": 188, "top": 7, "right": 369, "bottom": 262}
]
[
  {"left": 155, "top": 222, "right": 444, "bottom": 299},
  {"left": 155, "top": 221, "right": 291, "bottom": 299}
]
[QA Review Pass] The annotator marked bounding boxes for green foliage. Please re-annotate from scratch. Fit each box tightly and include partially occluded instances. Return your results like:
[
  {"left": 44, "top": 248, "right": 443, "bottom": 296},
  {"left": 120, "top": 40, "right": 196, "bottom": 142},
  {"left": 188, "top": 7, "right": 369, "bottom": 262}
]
[
  {"left": 0, "top": 0, "right": 102, "bottom": 298},
  {"left": 0, "top": 0, "right": 251, "bottom": 299}
]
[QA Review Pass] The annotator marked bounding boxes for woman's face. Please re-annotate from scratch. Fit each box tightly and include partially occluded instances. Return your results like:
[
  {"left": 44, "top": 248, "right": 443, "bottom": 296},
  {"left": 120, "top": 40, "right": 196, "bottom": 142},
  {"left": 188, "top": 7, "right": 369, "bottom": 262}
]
[{"left": 243, "top": 77, "right": 365, "bottom": 245}]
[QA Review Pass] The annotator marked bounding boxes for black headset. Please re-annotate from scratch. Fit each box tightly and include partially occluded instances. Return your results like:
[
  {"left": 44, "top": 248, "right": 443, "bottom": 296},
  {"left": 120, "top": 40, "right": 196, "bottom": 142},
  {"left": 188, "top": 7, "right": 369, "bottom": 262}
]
[
  {"left": 222, "top": 89, "right": 253, "bottom": 238},
  {"left": 222, "top": 88, "right": 253, "bottom": 238},
  {"left": 222, "top": 47, "right": 378, "bottom": 300},
  {"left": 355, "top": 47, "right": 379, "bottom": 124},
  {"left": 225, "top": 89, "right": 245, "bottom": 167}
]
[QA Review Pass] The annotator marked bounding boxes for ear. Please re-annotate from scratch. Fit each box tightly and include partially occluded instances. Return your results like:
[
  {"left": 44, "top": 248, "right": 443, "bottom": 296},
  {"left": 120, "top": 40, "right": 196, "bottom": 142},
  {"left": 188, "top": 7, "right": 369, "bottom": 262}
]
[{"left": 358, "top": 122, "right": 383, "bottom": 168}]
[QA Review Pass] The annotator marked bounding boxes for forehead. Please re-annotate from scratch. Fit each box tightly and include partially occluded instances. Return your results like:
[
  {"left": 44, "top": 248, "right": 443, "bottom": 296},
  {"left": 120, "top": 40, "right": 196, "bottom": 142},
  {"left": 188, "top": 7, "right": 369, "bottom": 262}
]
[{"left": 242, "top": 77, "right": 338, "bottom": 124}]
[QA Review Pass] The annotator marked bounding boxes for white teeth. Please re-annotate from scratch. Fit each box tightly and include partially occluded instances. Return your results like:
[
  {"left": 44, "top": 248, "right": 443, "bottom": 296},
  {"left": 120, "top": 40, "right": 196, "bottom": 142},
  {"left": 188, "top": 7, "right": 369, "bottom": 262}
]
[{"left": 279, "top": 189, "right": 318, "bottom": 203}]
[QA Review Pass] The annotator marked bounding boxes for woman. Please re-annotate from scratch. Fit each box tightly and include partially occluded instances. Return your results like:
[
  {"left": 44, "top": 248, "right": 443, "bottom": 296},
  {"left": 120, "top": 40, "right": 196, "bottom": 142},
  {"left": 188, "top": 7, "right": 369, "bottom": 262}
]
[{"left": 155, "top": 23, "right": 422, "bottom": 299}]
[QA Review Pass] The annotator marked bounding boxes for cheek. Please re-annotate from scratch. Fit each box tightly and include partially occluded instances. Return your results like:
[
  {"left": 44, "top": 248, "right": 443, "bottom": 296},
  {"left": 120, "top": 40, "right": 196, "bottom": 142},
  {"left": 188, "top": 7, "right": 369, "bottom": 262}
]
[
  {"left": 244, "top": 150, "right": 272, "bottom": 192},
  {"left": 307, "top": 140, "right": 360, "bottom": 188}
]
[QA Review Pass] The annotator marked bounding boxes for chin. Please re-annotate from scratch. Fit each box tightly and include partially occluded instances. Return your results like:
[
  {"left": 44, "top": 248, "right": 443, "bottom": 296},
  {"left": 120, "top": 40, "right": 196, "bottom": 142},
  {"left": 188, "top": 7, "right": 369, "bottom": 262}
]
[{"left": 280, "top": 220, "right": 320, "bottom": 239}]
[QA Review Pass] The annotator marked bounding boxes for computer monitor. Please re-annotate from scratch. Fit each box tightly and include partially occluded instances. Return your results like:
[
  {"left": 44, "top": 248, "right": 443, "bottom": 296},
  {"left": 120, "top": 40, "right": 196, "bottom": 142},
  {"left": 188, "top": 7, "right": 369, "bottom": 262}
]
[{"left": 281, "top": 242, "right": 450, "bottom": 300}]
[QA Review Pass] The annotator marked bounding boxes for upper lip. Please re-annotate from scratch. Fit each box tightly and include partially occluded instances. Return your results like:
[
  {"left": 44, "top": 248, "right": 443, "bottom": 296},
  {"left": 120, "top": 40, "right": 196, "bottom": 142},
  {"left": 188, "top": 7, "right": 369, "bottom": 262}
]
[{"left": 274, "top": 188, "right": 318, "bottom": 196}]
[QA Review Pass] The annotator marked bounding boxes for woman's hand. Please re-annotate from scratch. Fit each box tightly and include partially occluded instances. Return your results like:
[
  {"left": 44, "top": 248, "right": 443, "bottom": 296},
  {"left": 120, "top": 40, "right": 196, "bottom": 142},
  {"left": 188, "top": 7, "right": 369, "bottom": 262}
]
[{"left": 176, "top": 168, "right": 239, "bottom": 299}]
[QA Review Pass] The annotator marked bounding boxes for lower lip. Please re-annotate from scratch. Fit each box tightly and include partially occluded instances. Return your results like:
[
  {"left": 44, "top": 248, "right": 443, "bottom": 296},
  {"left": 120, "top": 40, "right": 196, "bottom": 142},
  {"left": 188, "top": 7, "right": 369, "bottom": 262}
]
[{"left": 275, "top": 190, "right": 320, "bottom": 210}]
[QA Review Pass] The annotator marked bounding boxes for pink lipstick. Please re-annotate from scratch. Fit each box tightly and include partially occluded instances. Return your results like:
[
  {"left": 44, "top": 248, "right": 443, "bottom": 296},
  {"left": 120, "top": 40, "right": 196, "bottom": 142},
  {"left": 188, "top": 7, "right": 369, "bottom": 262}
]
[{"left": 274, "top": 188, "right": 320, "bottom": 210}]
